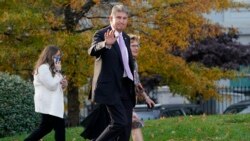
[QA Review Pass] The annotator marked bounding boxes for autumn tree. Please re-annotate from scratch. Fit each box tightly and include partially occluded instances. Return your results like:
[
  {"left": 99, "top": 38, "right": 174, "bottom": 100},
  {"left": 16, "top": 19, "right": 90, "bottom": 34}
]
[
  {"left": 127, "top": 0, "right": 238, "bottom": 100},
  {"left": 0, "top": 0, "right": 241, "bottom": 125},
  {"left": 0, "top": 0, "right": 95, "bottom": 126}
]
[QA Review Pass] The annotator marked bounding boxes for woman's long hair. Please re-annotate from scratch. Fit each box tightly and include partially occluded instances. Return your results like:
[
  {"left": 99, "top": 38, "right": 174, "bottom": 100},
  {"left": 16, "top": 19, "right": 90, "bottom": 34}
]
[{"left": 33, "top": 45, "right": 60, "bottom": 76}]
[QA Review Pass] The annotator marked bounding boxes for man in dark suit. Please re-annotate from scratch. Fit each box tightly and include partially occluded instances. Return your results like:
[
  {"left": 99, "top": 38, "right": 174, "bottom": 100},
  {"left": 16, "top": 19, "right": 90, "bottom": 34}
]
[{"left": 88, "top": 4, "right": 135, "bottom": 141}]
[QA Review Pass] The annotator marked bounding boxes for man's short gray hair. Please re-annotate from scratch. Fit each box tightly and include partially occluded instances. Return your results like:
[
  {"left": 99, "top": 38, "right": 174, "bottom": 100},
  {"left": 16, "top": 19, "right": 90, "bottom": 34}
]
[{"left": 111, "top": 4, "right": 129, "bottom": 16}]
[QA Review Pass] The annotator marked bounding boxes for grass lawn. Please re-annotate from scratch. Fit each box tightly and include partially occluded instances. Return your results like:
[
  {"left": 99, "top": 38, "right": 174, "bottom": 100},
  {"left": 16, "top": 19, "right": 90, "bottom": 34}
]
[{"left": 1, "top": 114, "right": 250, "bottom": 141}]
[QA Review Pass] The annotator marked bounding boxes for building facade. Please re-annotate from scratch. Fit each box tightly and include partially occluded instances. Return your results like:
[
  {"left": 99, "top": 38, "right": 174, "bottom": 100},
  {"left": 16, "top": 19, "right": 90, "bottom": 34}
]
[{"left": 205, "top": 0, "right": 250, "bottom": 45}]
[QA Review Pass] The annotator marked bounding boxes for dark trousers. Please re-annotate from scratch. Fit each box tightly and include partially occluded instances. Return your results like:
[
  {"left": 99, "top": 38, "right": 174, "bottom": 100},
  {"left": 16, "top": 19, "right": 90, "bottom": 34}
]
[
  {"left": 95, "top": 78, "right": 134, "bottom": 141},
  {"left": 24, "top": 114, "right": 65, "bottom": 141}
]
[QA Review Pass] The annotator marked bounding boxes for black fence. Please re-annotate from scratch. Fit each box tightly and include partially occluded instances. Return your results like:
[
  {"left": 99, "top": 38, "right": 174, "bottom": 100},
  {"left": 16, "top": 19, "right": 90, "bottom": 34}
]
[
  {"left": 200, "top": 86, "right": 250, "bottom": 114},
  {"left": 78, "top": 86, "right": 250, "bottom": 125}
]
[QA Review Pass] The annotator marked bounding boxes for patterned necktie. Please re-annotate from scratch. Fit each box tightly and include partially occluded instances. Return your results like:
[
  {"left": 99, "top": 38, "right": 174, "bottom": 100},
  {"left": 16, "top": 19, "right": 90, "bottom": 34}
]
[{"left": 118, "top": 34, "right": 133, "bottom": 80}]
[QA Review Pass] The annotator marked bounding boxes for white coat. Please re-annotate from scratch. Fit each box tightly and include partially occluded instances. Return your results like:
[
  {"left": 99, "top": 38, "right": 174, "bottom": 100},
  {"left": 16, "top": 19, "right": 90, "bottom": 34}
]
[{"left": 33, "top": 64, "right": 64, "bottom": 118}]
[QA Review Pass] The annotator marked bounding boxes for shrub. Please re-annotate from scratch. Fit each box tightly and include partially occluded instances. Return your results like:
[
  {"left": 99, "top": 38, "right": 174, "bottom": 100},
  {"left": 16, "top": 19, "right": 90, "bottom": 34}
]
[{"left": 0, "top": 72, "right": 39, "bottom": 138}]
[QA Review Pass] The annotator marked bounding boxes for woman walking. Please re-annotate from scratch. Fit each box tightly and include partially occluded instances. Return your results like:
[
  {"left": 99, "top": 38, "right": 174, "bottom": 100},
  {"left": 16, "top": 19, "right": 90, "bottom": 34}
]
[{"left": 24, "top": 45, "right": 67, "bottom": 141}]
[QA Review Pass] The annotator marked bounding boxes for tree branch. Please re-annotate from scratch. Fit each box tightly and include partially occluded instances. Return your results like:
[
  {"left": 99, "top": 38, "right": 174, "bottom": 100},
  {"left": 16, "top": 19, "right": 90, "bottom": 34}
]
[{"left": 64, "top": 0, "right": 96, "bottom": 31}]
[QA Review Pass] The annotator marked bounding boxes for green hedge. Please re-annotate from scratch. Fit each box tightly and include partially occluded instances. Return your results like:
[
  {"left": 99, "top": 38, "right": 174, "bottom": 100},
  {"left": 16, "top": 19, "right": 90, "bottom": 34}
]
[{"left": 0, "top": 72, "right": 39, "bottom": 138}]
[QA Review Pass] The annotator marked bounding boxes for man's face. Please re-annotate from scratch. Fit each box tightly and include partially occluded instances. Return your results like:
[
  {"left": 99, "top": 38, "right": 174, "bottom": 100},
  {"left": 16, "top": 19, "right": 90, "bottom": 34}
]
[
  {"left": 110, "top": 11, "right": 128, "bottom": 32},
  {"left": 130, "top": 40, "right": 140, "bottom": 58}
]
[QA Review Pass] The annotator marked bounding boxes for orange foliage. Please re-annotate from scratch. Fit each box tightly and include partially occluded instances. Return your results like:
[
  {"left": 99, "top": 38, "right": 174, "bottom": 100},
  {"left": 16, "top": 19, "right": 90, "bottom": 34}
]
[
  {"left": 0, "top": 0, "right": 236, "bottom": 100},
  {"left": 127, "top": 0, "right": 234, "bottom": 99}
]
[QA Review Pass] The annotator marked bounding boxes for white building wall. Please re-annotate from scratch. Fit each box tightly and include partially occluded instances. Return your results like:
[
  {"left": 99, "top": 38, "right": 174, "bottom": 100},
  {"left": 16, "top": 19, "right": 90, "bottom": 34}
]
[
  {"left": 154, "top": 86, "right": 190, "bottom": 104},
  {"left": 205, "top": 0, "right": 250, "bottom": 45}
]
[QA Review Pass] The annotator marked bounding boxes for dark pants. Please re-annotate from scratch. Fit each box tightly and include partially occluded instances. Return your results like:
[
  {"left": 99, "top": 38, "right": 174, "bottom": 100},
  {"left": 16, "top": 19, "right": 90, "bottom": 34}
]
[
  {"left": 95, "top": 78, "right": 134, "bottom": 141},
  {"left": 24, "top": 114, "right": 65, "bottom": 141}
]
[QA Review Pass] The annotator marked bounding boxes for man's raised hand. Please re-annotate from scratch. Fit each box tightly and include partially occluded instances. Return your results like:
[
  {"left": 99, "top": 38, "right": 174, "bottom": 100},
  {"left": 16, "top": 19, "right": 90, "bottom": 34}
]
[{"left": 104, "top": 30, "right": 117, "bottom": 47}]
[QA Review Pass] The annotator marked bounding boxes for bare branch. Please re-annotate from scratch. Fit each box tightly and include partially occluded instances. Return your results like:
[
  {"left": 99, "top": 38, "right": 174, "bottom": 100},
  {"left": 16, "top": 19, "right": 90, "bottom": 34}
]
[{"left": 64, "top": 0, "right": 96, "bottom": 31}]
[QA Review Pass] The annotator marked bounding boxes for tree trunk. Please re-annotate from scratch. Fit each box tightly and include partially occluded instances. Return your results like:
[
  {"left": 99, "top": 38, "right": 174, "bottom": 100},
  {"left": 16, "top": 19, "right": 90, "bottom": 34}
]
[{"left": 67, "top": 82, "right": 80, "bottom": 127}]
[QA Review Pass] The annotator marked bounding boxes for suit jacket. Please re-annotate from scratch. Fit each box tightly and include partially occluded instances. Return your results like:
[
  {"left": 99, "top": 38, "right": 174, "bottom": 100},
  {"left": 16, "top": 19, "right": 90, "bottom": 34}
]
[{"left": 88, "top": 26, "right": 136, "bottom": 106}]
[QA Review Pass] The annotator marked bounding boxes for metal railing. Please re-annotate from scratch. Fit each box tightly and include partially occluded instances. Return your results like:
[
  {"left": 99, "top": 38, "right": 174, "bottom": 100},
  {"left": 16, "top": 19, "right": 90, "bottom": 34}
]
[{"left": 200, "top": 86, "right": 250, "bottom": 114}]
